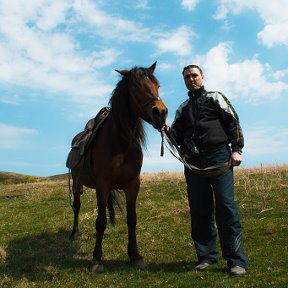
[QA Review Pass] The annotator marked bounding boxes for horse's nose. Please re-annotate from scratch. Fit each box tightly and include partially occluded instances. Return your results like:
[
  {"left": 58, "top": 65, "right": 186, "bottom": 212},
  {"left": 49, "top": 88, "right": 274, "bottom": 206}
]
[{"left": 152, "top": 106, "right": 168, "bottom": 125}]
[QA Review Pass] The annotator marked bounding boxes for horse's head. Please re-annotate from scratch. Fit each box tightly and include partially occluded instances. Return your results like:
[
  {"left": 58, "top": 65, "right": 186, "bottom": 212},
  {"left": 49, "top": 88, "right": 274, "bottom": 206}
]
[{"left": 115, "top": 62, "right": 168, "bottom": 130}]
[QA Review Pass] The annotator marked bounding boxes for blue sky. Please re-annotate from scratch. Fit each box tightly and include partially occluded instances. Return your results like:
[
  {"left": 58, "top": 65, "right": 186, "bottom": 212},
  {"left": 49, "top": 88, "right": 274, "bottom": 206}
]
[{"left": 0, "top": 0, "right": 288, "bottom": 176}]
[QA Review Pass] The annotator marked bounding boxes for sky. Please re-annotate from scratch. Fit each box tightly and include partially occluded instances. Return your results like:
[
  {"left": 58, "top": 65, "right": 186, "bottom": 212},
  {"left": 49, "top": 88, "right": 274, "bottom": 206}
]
[{"left": 0, "top": 0, "right": 288, "bottom": 177}]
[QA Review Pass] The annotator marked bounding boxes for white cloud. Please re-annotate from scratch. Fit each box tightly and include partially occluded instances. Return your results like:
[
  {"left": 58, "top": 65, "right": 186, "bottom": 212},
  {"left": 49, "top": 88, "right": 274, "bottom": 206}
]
[
  {"left": 244, "top": 125, "right": 288, "bottom": 156},
  {"left": 0, "top": 94, "right": 20, "bottom": 105},
  {"left": 181, "top": 0, "right": 199, "bottom": 11},
  {"left": 135, "top": 0, "right": 151, "bottom": 10},
  {"left": 0, "top": 0, "right": 123, "bottom": 107},
  {"left": 35, "top": 1, "right": 69, "bottom": 30},
  {"left": 195, "top": 42, "right": 288, "bottom": 102},
  {"left": 214, "top": 0, "right": 288, "bottom": 47},
  {"left": 154, "top": 26, "right": 194, "bottom": 57},
  {"left": 0, "top": 123, "right": 38, "bottom": 149},
  {"left": 157, "top": 62, "right": 177, "bottom": 71},
  {"left": 0, "top": 0, "right": 194, "bottom": 110},
  {"left": 258, "top": 23, "right": 288, "bottom": 48},
  {"left": 74, "top": 0, "right": 150, "bottom": 42},
  {"left": 273, "top": 68, "right": 288, "bottom": 80}
]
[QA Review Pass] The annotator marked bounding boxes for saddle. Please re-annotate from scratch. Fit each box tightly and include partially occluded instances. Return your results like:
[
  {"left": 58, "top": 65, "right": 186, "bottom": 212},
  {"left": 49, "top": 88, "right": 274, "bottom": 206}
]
[{"left": 66, "top": 107, "right": 110, "bottom": 169}]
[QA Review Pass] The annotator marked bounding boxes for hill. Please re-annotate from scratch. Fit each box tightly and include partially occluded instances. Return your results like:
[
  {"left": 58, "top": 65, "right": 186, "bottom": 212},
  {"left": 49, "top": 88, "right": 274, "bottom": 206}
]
[{"left": 0, "top": 171, "right": 68, "bottom": 185}]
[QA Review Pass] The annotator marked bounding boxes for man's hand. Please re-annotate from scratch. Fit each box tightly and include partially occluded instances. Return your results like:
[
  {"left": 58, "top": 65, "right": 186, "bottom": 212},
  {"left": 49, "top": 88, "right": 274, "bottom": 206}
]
[
  {"left": 158, "top": 123, "right": 169, "bottom": 133},
  {"left": 230, "top": 151, "right": 242, "bottom": 166}
]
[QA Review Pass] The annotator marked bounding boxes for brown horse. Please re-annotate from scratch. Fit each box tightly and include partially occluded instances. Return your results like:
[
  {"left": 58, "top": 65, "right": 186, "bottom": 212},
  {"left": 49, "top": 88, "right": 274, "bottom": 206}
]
[{"left": 69, "top": 62, "right": 168, "bottom": 272}]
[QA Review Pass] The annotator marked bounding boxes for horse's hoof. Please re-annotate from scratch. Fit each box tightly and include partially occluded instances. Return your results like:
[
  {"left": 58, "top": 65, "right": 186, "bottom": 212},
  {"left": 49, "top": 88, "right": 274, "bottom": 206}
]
[
  {"left": 131, "top": 258, "right": 146, "bottom": 269},
  {"left": 69, "top": 232, "right": 81, "bottom": 241},
  {"left": 90, "top": 262, "right": 104, "bottom": 273}
]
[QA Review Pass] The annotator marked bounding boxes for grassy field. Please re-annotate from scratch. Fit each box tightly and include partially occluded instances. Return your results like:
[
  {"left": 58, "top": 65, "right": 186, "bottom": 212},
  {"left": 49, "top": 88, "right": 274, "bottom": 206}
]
[{"left": 0, "top": 166, "right": 287, "bottom": 287}]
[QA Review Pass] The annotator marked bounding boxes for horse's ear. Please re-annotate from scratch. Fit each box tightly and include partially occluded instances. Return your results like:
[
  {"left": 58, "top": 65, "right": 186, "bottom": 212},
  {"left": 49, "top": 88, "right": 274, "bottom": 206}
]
[
  {"left": 148, "top": 61, "right": 157, "bottom": 74},
  {"left": 115, "top": 69, "right": 129, "bottom": 76}
]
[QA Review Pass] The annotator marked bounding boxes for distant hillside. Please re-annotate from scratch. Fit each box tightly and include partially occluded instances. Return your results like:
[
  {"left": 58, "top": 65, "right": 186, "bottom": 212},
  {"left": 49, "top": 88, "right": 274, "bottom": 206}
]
[
  {"left": 0, "top": 171, "right": 68, "bottom": 185},
  {"left": 0, "top": 171, "right": 40, "bottom": 185},
  {"left": 46, "top": 173, "right": 68, "bottom": 182}
]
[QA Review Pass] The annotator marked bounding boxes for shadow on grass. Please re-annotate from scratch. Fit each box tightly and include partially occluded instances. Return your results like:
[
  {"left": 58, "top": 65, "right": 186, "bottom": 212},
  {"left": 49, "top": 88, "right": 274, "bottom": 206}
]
[
  {"left": 99, "top": 260, "right": 228, "bottom": 274},
  {"left": 1, "top": 230, "right": 228, "bottom": 280},
  {"left": 146, "top": 261, "right": 227, "bottom": 274},
  {"left": 0, "top": 229, "right": 90, "bottom": 281}
]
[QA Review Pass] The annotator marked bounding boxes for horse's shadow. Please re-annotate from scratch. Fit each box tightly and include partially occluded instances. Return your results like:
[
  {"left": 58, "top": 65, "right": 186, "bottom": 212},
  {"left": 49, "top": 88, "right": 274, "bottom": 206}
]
[
  {"left": 1, "top": 230, "right": 227, "bottom": 280},
  {"left": 0, "top": 229, "right": 89, "bottom": 281}
]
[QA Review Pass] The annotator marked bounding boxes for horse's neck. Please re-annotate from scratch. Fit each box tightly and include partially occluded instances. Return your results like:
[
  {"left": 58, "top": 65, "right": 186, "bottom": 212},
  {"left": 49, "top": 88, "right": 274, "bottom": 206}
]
[{"left": 110, "top": 112, "right": 143, "bottom": 147}]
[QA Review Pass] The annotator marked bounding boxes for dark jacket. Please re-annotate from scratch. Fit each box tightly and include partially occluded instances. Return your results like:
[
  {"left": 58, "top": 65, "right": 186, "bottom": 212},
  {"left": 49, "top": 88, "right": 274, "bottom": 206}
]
[{"left": 171, "top": 86, "right": 244, "bottom": 154}]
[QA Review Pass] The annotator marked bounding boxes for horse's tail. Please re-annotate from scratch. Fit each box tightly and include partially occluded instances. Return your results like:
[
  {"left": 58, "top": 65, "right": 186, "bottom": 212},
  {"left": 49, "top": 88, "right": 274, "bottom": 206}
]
[{"left": 107, "top": 190, "right": 123, "bottom": 225}]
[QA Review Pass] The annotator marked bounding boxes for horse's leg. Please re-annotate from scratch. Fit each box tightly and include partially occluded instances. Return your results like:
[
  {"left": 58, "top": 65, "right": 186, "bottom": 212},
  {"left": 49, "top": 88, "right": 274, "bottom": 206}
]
[
  {"left": 125, "top": 179, "right": 146, "bottom": 269},
  {"left": 69, "top": 176, "right": 83, "bottom": 240},
  {"left": 90, "top": 189, "right": 108, "bottom": 273}
]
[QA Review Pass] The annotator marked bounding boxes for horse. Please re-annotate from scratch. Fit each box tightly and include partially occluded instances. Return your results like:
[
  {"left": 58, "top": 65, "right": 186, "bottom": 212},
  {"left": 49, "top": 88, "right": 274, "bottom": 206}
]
[{"left": 69, "top": 62, "right": 168, "bottom": 273}]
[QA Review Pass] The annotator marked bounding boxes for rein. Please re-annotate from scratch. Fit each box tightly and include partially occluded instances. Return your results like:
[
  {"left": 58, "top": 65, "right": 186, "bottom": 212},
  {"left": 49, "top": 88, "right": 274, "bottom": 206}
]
[{"left": 160, "top": 127, "right": 230, "bottom": 176}]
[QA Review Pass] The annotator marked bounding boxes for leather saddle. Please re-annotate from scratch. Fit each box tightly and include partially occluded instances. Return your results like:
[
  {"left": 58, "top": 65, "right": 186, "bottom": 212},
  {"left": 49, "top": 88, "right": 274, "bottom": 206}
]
[{"left": 66, "top": 107, "right": 110, "bottom": 169}]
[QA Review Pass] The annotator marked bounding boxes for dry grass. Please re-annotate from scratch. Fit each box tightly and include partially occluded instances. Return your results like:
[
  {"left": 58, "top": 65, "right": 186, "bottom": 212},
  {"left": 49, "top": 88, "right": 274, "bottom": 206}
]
[
  {"left": 141, "top": 170, "right": 184, "bottom": 182},
  {"left": 0, "top": 247, "right": 6, "bottom": 260},
  {"left": 234, "top": 165, "right": 288, "bottom": 194},
  {"left": 0, "top": 180, "right": 68, "bottom": 201}
]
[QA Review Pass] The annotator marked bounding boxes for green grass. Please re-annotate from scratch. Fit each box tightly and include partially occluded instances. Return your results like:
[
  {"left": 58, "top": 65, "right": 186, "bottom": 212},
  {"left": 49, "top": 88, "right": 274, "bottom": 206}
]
[{"left": 0, "top": 166, "right": 287, "bottom": 287}]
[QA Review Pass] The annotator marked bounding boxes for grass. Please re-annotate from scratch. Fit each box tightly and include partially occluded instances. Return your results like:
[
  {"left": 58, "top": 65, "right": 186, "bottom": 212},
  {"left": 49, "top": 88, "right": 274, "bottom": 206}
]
[{"left": 0, "top": 165, "right": 287, "bottom": 287}]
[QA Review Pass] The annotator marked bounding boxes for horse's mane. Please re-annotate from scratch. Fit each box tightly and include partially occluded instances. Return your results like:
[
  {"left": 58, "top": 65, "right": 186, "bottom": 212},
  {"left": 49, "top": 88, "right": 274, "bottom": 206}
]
[{"left": 108, "top": 66, "right": 158, "bottom": 147}]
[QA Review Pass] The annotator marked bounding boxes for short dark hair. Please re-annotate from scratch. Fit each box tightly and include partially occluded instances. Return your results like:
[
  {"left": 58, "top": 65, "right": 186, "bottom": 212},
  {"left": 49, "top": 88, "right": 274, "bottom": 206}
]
[{"left": 182, "top": 65, "right": 203, "bottom": 76}]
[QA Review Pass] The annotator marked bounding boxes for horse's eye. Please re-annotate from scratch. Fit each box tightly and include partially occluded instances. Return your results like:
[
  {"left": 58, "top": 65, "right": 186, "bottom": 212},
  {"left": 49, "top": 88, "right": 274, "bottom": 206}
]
[{"left": 145, "top": 75, "right": 150, "bottom": 81}]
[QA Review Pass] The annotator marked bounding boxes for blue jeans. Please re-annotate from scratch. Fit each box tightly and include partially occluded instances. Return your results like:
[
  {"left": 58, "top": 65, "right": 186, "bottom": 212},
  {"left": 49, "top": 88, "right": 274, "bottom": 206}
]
[{"left": 184, "top": 145, "right": 248, "bottom": 269}]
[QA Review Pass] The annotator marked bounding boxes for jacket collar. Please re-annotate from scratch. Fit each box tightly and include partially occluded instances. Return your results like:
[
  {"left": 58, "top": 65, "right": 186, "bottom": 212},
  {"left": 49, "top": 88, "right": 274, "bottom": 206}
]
[{"left": 188, "top": 86, "right": 206, "bottom": 99}]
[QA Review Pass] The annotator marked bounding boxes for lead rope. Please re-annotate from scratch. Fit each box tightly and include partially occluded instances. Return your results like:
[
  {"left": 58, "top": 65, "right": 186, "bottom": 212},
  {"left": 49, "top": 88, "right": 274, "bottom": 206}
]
[
  {"left": 160, "top": 127, "right": 230, "bottom": 176},
  {"left": 160, "top": 130, "right": 164, "bottom": 156},
  {"left": 68, "top": 168, "right": 75, "bottom": 211}
]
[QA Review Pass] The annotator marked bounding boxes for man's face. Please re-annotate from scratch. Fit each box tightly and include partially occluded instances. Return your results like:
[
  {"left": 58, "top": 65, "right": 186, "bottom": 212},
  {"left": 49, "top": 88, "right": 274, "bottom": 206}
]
[{"left": 183, "top": 67, "right": 204, "bottom": 91}]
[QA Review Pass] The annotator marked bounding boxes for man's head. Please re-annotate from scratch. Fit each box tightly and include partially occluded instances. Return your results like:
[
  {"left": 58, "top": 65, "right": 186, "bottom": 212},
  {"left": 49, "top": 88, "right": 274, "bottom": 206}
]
[{"left": 182, "top": 65, "right": 204, "bottom": 91}]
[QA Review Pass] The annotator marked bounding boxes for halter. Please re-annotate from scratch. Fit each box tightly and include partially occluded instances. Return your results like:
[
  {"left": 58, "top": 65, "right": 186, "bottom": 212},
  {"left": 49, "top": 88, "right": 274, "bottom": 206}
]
[{"left": 140, "top": 95, "right": 161, "bottom": 109}]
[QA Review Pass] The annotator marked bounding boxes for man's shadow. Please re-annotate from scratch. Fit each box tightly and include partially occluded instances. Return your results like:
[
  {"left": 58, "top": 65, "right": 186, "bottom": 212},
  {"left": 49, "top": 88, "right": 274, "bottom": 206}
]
[{"left": 0, "top": 229, "right": 89, "bottom": 281}]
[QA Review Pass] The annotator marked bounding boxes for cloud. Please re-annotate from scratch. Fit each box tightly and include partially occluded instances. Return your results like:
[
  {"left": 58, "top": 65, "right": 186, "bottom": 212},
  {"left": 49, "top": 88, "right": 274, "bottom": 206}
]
[
  {"left": 157, "top": 62, "right": 177, "bottom": 71},
  {"left": 75, "top": 0, "right": 194, "bottom": 56},
  {"left": 0, "top": 93, "right": 20, "bottom": 105},
  {"left": 74, "top": 0, "right": 150, "bottom": 42},
  {"left": 273, "top": 68, "right": 288, "bottom": 80},
  {"left": 135, "top": 0, "right": 151, "bottom": 10},
  {"left": 0, "top": 0, "right": 195, "bottom": 111},
  {"left": 194, "top": 42, "right": 288, "bottom": 102},
  {"left": 0, "top": 123, "right": 38, "bottom": 149},
  {"left": 154, "top": 26, "right": 194, "bottom": 57},
  {"left": 0, "top": 0, "right": 118, "bottom": 108},
  {"left": 181, "top": 0, "right": 199, "bottom": 11},
  {"left": 214, "top": 0, "right": 288, "bottom": 47},
  {"left": 244, "top": 125, "right": 288, "bottom": 156},
  {"left": 258, "top": 23, "right": 288, "bottom": 48}
]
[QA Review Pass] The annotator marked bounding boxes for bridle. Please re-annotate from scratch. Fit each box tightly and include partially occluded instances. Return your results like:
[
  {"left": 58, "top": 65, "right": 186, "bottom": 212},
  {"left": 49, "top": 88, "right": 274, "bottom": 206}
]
[
  {"left": 137, "top": 93, "right": 163, "bottom": 126},
  {"left": 140, "top": 95, "right": 161, "bottom": 109}
]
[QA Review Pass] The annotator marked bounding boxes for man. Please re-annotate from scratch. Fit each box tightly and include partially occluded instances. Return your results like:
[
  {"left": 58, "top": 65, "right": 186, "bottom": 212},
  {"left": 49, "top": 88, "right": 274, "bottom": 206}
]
[{"left": 170, "top": 65, "right": 248, "bottom": 276}]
